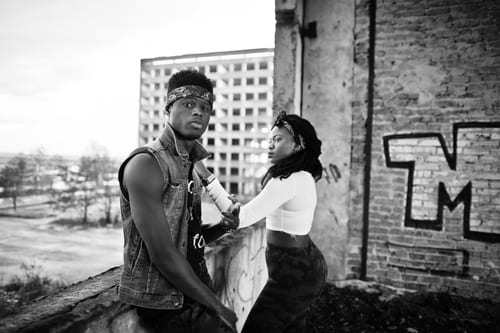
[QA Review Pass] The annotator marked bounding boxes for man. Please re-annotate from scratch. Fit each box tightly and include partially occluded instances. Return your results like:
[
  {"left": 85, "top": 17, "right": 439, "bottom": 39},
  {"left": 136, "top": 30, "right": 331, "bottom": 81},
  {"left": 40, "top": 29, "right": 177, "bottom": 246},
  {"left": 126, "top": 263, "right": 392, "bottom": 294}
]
[{"left": 118, "top": 69, "right": 237, "bottom": 332}]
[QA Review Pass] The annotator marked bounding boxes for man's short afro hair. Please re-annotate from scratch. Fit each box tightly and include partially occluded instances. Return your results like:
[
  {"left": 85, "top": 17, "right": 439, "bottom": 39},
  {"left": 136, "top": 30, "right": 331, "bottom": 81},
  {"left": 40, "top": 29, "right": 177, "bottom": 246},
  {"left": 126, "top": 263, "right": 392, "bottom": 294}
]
[{"left": 167, "top": 69, "right": 213, "bottom": 94}]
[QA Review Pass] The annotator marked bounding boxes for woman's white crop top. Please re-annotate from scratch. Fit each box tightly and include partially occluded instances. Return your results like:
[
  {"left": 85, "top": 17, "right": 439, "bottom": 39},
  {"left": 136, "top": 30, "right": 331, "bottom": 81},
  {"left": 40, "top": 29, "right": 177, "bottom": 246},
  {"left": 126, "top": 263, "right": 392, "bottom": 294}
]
[{"left": 206, "top": 171, "right": 317, "bottom": 235}]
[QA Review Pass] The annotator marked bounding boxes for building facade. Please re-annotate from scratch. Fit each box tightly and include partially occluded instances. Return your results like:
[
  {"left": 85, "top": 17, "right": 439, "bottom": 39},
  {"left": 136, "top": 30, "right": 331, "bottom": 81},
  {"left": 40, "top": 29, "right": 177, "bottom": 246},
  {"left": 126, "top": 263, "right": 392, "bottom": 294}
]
[
  {"left": 139, "top": 48, "right": 274, "bottom": 198},
  {"left": 274, "top": 0, "right": 500, "bottom": 300}
]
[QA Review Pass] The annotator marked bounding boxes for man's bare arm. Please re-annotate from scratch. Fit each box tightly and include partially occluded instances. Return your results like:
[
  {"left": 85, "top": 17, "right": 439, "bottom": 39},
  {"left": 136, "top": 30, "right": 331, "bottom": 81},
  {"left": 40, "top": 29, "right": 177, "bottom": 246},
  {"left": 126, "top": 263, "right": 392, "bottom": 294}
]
[{"left": 123, "top": 154, "right": 236, "bottom": 329}]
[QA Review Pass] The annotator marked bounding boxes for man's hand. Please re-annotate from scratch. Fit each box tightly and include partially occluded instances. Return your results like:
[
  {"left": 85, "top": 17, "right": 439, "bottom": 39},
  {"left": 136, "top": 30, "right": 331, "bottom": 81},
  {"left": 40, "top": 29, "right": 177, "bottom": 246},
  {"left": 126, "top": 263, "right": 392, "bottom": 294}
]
[{"left": 216, "top": 304, "right": 238, "bottom": 332}]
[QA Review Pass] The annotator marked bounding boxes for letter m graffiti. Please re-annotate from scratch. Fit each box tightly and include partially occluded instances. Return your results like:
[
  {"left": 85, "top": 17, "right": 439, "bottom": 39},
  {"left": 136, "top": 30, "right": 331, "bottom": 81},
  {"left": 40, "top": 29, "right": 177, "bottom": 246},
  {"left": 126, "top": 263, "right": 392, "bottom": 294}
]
[{"left": 383, "top": 122, "right": 500, "bottom": 243}]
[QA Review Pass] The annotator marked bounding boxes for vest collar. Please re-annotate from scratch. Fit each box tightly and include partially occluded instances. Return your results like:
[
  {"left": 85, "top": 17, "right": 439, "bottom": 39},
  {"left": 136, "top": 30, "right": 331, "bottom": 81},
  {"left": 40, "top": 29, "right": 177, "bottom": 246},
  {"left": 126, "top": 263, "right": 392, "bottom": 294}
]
[{"left": 159, "top": 123, "right": 210, "bottom": 162}]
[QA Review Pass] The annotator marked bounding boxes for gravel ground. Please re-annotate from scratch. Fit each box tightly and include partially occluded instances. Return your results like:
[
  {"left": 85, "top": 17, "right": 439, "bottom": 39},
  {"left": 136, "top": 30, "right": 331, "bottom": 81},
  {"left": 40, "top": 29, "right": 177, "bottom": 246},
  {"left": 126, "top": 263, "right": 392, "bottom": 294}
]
[{"left": 306, "top": 280, "right": 500, "bottom": 333}]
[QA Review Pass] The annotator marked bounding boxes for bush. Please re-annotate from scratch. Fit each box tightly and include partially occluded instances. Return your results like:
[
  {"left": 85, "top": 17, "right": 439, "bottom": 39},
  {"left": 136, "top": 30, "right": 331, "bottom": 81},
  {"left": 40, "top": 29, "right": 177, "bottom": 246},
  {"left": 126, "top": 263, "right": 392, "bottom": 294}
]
[{"left": 0, "top": 263, "right": 66, "bottom": 317}]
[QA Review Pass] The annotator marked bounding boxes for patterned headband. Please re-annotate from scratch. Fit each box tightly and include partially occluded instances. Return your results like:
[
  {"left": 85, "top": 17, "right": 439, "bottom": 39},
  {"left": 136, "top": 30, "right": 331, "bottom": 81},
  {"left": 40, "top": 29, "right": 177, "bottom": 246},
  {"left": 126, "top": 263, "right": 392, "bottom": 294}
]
[
  {"left": 273, "top": 111, "right": 306, "bottom": 151},
  {"left": 165, "top": 85, "right": 214, "bottom": 111}
]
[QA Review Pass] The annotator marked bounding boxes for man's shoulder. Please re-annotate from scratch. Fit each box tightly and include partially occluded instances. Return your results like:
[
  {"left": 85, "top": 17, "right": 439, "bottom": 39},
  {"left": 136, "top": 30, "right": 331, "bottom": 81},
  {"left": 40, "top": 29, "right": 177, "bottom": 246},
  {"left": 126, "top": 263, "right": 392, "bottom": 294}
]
[
  {"left": 123, "top": 153, "right": 159, "bottom": 177},
  {"left": 122, "top": 141, "right": 174, "bottom": 166},
  {"left": 122, "top": 154, "right": 165, "bottom": 191},
  {"left": 127, "top": 151, "right": 156, "bottom": 163}
]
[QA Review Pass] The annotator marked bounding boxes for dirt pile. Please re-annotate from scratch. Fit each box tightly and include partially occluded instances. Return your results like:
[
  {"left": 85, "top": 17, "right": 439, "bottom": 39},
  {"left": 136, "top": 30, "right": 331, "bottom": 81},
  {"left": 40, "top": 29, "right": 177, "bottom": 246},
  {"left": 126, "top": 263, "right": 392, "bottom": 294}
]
[{"left": 306, "top": 280, "right": 500, "bottom": 333}]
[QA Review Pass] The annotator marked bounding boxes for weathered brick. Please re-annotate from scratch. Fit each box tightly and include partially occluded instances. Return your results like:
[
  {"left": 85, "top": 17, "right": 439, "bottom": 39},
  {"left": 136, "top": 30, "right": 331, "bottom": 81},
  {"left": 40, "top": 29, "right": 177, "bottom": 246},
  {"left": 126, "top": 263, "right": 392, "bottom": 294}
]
[{"left": 347, "top": 0, "right": 500, "bottom": 301}]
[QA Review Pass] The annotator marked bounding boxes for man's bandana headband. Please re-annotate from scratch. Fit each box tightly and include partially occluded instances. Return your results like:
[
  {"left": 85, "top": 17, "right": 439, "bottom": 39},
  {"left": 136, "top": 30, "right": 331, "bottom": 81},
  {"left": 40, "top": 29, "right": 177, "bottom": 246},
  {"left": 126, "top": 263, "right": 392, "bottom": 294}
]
[
  {"left": 165, "top": 85, "right": 214, "bottom": 111},
  {"left": 273, "top": 111, "right": 306, "bottom": 151}
]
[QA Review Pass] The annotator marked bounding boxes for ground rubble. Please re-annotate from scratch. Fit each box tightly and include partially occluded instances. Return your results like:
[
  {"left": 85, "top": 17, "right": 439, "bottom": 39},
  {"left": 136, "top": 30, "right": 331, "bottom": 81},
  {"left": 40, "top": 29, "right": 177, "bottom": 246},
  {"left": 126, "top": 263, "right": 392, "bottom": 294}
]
[{"left": 305, "top": 280, "right": 500, "bottom": 333}]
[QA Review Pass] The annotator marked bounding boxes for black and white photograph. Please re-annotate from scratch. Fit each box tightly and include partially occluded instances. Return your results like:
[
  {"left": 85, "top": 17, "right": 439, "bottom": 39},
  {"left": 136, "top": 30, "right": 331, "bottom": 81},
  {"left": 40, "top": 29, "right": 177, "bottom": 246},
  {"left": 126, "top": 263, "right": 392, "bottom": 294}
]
[{"left": 1, "top": 1, "right": 499, "bottom": 332}]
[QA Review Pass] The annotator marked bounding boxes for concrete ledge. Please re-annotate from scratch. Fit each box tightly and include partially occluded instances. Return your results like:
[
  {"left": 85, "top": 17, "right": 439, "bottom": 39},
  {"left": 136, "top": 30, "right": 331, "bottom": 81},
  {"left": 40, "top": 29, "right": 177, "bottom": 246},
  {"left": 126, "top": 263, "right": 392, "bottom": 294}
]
[
  {"left": 0, "top": 267, "right": 124, "bottom": 333},
  {"left": 0, "top": 222, "right": 267, "bottom": 333}
]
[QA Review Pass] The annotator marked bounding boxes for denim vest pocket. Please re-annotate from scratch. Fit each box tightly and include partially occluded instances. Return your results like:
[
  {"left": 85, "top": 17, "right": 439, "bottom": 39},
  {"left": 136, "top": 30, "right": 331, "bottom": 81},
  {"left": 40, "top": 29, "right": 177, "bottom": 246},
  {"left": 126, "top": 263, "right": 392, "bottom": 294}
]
[{"left": 163, "top": 179, "right": 186, "bottom": 221}]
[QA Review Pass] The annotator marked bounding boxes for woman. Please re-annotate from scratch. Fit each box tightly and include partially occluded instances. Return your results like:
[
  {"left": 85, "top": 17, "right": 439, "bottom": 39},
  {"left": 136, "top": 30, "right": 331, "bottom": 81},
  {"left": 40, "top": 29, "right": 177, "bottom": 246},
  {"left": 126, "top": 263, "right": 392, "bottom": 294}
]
[{"left": 196, "top": 111, "right": 327, "bottom": 333}]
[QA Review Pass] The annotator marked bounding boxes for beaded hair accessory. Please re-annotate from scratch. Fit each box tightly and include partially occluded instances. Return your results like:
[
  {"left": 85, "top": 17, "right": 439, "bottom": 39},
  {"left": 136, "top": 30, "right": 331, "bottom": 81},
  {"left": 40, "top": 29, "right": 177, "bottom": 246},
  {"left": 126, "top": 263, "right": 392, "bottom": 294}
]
[
  {"left": 273, "top": 111, "right": 306, "bottom": 151},
  {"left": 165, "top": 85, "right": 214, "bottom": 111}
]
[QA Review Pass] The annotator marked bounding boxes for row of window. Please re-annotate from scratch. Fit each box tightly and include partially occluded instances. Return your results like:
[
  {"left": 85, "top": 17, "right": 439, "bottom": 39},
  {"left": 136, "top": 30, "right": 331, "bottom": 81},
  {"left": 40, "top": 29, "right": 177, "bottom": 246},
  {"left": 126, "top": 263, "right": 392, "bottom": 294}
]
[
  {"left": 140, "top": 108, "right": 217, "bottom": 117},
  {"left": 222, "top": 92, "right": 269, "bottom": 101},
  {"left": 135, "top": 139, "right": 269, "bottom": 163},
  {"left": 141, "top": 91, "right": 271, "bottom": 105},
  {"left": 217, "top": 107, "right": 269, "bottom": 117},
  {"left": 207, "top": 122, "right": 269, "bottom": 132},
  {"left": 142, "top": 96, "right": 164, "bottom": 105},
  {"left": 232, "top": 77, "right": 269, "bottom": 86},
  {"left": 218, "top": 167, "right": 239, "bottom": 175},
  {"left": 146, "top": 76, "right": 271, "bottom": 92},
  {"left": 141, "top": 122, "right": 269, "bottom": 134},
  {"left": 212, "top": 77, "right": 272, "bottom": 88},
  {"left": 149, "top": 61, "right": 272, "bottom": 77},
  {"left": 141, "top": 106, "right": 271, "bottom": 119},
  {"left": 206, "top": 152, "right": 269, "bottom": 164},
  {"left": 142, "top": 123, "right": 164, "bottom": 132},
  {"left": 138, "top": 136, "right": 269, "bottom": 165},
  {"left": 205, "top": 138, "right": 269, "bottom": 149},
  {"left": 142, "top": 109, "right": 162, "bottom": 117}
]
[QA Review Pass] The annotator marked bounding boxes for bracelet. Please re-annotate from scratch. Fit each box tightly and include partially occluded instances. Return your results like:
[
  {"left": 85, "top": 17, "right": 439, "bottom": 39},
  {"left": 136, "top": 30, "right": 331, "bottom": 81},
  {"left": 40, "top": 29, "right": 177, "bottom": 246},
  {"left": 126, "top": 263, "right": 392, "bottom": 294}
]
[{"left": 201, "top": 173, "right": 216, "bottom": 186}]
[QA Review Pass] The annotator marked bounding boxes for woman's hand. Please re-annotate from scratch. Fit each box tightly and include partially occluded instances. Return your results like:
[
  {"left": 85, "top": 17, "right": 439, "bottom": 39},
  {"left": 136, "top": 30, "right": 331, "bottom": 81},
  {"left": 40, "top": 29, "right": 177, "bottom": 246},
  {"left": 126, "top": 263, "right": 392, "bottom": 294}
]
[{"left": 220, "top": 195, "right": 240, "bottom": 231}]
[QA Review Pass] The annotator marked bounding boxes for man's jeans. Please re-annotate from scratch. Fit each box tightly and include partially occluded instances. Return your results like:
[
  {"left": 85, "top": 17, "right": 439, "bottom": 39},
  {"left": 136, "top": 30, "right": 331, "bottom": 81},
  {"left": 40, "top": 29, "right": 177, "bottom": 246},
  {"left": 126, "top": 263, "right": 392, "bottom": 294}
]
[{"left": 135, "top": 302, "right": 232, "bottom": 333}]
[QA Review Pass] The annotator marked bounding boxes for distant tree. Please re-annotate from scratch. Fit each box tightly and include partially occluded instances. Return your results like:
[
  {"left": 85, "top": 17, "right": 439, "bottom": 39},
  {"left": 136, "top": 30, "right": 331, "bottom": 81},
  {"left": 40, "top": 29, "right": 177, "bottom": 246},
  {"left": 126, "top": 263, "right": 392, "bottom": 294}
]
[
  {"left": 52, "top": 151, "right": 117, "bottom": 225},
  {"left": 57, "top": 156, "right": 98, "bottom": 224},
  {"left": 83, "top": 145, "right": 119, "bottom": 225},
  {"left": 28, "top": 147, "right": 48, "bottom": 193},
  {"left": 0, "top": 155, "right": 30, "bottom": 210},
  {"left": 101, "top": 178, "right": 119, "bottom": 225}
]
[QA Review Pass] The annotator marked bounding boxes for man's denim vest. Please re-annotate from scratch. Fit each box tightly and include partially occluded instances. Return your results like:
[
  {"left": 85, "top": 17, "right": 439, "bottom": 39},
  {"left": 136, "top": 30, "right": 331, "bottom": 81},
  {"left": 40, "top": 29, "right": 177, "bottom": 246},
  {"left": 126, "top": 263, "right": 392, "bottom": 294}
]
[{"left": 117, "top": 124, "right": 209, "bottom": 309}]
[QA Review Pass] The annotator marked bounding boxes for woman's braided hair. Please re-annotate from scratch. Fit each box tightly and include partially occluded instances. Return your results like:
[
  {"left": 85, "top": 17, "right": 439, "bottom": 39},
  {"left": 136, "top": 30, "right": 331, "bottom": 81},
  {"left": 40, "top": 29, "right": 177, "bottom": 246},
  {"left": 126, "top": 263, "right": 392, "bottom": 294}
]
[{"left": 261, "top": 111, "right": 323, "bottom": 187}]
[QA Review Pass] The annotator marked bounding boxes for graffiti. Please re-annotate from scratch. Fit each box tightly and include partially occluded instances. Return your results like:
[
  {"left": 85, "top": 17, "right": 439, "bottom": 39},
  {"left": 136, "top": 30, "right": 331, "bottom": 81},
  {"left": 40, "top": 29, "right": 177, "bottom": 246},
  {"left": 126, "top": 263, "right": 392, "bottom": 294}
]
[
  {"left": 383, "top": 122, "right": 500, "bottom": 243},
  {"left": 208, "top": 224, "right": 267, "bottom": 328},
  {"left": 322, "top": 163, "right": 342, "bottom": 184}
]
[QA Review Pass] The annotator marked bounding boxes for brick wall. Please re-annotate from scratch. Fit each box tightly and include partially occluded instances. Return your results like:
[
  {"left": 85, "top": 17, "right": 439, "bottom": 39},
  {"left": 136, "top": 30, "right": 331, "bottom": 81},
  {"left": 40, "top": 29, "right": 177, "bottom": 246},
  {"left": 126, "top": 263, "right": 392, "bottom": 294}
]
[{"left": 348, "top": 0, "right": 500, "bottom": 299}]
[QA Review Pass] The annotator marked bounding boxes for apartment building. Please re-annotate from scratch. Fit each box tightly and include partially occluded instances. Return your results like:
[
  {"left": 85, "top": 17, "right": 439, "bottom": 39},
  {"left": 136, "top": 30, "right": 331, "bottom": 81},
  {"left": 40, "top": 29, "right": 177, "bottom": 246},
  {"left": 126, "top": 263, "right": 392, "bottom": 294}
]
[{"left": 139, "top": 48, "right": 274, "bottom": 198}]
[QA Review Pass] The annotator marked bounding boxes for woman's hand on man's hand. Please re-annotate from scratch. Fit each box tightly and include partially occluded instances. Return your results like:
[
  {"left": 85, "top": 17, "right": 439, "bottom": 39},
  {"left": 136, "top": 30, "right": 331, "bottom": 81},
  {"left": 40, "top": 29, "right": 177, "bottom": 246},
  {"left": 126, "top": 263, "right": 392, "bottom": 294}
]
[{"left": 220, "top": 194, "right": 240, "bottom": 231}]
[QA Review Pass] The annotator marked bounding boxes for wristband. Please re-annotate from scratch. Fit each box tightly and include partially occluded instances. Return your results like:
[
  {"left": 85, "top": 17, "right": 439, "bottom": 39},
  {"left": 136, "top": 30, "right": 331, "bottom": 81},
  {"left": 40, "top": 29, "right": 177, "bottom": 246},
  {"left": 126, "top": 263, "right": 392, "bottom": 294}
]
[{"left": 201, "top": 173, "right": 216, "bottom": 186}]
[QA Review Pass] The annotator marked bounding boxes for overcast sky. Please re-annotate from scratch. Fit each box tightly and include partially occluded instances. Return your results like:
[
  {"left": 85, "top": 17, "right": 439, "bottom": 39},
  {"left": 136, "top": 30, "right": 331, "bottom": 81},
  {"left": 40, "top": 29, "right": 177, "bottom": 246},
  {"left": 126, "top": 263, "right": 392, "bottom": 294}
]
[{"left": 0, "top": 0, "right": 275, "bottom": 159}]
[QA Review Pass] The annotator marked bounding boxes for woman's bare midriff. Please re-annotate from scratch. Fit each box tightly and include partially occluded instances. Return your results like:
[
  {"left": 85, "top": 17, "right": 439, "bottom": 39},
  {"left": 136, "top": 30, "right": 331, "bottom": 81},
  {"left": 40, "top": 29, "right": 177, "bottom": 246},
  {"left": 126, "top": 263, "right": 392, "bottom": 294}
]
[{"left": 266, "top": 229, "right": 310, "bottom": 248}]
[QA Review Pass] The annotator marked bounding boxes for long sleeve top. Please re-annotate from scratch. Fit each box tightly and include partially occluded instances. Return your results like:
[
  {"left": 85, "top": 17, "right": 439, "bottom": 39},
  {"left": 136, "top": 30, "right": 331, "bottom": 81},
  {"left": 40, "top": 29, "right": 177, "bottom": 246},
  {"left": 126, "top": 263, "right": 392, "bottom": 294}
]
[{"left": 206, "top": 170, "right": 317, "bottom": 235}]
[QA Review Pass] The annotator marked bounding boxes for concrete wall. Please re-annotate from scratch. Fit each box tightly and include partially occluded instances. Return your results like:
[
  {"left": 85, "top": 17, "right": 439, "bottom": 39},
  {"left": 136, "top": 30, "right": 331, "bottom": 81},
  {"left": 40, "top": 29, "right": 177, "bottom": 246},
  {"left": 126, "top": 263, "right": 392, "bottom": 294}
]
[
  {"left": 273, "top": 0, "right": 303, "bottom": 115},
  {"left": 0, "top": 224, "right": 267, "bottom": 333},
  {"left": 301, "top": 0, "right": 355, "bottom": 281},
  {"left": 273, "top": 0, "right": 355, "bottom": 281}
]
